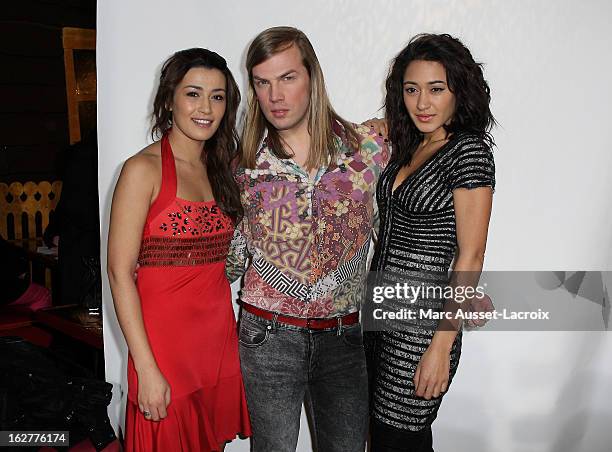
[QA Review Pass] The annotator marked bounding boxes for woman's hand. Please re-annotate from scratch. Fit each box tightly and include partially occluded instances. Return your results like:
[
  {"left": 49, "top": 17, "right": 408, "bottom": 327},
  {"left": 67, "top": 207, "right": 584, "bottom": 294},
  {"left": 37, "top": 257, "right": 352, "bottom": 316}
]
[
  {"left": 137, "top": 365, "right": 171, "bottom": 421},
  {"left": 362, "top": 117, "right": 389, "bottom": 139},
  {"left": 413, "top": 344, "right": 450, "bottom": 400}
]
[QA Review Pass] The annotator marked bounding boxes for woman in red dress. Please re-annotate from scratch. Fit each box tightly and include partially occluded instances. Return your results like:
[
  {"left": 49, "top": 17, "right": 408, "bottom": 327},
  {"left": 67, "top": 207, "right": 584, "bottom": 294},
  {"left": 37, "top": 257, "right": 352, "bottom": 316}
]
[{"left": 108, "top": 48, "right": 251, "bottom": 451}]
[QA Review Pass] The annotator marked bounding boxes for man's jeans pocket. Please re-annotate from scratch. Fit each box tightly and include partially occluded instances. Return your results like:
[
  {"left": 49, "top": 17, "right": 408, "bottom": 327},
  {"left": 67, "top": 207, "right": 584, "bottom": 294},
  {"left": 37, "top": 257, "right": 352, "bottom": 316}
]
[
  {"left": 342, "top": 324, "right": 364, "bottom": 347},
  {"left": 239, "top": 316, "right": 270, "bottom": 348}
]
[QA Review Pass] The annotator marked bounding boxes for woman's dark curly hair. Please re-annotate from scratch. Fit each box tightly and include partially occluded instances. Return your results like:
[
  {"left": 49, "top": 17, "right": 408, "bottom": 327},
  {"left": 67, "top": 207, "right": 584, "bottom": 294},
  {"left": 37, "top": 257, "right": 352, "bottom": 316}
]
[
  {"left": 385, "top": 33, "right": 496, "bottom": 166},
  {"left": 151, "top": 48, "right": 242, "bottom": 222}
]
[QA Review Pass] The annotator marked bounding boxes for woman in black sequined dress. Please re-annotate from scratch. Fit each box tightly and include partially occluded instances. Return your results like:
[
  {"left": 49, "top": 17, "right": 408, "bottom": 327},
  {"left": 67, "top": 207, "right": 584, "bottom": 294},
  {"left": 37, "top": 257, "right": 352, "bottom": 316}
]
[{"left": 367, "top": 34, "right": 496, "bottom": 452}]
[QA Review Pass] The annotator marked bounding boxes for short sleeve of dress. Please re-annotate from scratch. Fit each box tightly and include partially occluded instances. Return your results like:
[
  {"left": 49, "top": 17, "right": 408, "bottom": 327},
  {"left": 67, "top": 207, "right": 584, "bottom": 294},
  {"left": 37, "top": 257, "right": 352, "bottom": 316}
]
[{"left": 448, "top": 136, "right": 495, "bottom": 191}]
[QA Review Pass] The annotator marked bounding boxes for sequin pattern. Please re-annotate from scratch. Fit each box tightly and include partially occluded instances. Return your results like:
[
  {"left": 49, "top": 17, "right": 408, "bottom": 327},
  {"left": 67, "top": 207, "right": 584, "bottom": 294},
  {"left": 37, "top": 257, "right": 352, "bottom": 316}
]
[
  {"left": 368, "top": 134, "right": 495, "bottom": 431},
  {"left": 140, "top": 200, "right": 233, "bottom": 267},
  {"left": 138, "top": 232, "right": 233, "bottom": 267},
  {"left": 160, "top": 203, "right": 230, "bottom": 236}
]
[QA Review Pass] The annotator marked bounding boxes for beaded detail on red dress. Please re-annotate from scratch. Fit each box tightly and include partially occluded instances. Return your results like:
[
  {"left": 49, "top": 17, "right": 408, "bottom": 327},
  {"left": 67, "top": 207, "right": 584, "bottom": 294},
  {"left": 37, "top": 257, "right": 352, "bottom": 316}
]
[
  {"left": 136, "top": 134, "right": 234, "bottom": 268},
  {"left": 159, "top": 202, "right": 232, "bottom": 236},
  {"left": 138, "top": 232, "right": 233, "bottom": 267},
  {"left": 138, "top": 199, "right": 233, "bottom": 267}
]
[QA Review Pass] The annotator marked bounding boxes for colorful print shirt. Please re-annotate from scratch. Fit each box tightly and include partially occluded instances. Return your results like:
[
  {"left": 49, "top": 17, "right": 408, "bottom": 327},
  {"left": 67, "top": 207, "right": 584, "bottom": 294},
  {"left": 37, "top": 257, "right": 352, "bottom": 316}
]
[{"left": 227, "top": 123, "right": 389, "bottom": 318}]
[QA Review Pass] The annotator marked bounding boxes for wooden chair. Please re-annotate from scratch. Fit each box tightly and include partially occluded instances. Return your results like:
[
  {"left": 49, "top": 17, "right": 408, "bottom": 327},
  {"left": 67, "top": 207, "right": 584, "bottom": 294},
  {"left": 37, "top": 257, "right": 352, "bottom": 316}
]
[
  {"left": 1, "top": 181, "right": 62, "bottom": 291},
  {"left": 0, "top": 181, "right": 62, "bottom": 241}
]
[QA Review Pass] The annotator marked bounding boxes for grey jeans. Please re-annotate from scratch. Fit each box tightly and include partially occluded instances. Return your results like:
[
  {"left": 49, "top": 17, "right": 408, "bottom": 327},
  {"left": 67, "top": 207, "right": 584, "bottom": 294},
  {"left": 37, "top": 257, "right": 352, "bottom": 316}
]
[{"left": 238, "top": 310, "right": 369, "bottom": 452}]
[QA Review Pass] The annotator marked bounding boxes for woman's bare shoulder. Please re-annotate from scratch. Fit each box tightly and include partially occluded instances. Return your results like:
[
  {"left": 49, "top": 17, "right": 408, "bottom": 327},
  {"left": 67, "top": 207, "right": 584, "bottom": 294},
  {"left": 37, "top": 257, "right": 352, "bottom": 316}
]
[{"left": 121, "top": 142, "right": 162, "bottom": 178}]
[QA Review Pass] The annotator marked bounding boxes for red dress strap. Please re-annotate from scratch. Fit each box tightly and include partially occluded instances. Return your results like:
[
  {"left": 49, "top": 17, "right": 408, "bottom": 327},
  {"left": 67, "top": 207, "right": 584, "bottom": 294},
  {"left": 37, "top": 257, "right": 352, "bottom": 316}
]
[{"left": 145, "top": 134, "right": 177, "bottom": 225}]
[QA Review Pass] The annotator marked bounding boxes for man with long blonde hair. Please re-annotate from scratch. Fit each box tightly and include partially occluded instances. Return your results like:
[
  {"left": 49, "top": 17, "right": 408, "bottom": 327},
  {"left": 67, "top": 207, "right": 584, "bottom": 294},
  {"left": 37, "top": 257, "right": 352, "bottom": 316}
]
[{"left": 227, "top": 26, "right": 388, "bottom": 451}]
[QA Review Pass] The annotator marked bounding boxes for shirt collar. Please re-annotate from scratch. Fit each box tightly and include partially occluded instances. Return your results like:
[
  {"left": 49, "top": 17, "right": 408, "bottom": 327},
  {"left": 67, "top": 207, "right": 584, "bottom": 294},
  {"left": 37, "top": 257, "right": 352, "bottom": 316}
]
[{"left": 254, "top": 120, "right": 355, "bottom": 171}]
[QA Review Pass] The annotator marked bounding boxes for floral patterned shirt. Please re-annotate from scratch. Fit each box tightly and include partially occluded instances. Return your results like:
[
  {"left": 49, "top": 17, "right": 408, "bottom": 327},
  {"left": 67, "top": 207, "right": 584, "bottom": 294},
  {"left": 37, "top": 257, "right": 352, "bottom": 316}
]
[{"left": 227, "top": 123, "right": 389, "bottom": 318}]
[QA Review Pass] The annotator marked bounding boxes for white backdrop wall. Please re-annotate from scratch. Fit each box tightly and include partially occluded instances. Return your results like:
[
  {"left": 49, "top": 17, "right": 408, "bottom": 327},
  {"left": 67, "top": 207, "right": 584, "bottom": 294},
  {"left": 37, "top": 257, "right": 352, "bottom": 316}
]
[{"left": 97, "top": 1, "right": 612, "bottom": 451}]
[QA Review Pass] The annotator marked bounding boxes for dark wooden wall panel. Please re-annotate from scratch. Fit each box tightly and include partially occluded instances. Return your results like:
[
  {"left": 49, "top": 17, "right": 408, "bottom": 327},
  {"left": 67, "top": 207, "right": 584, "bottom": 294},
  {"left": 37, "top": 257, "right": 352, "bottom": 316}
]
[
  {"left": 0, "top": 114, "right": 68, "bottom": 145},
  {"left": 0, "top": 22, "right": 62, "bottom": 56},
  {"left": 3, "top": 1, "right": 96, "bottom": 29},
  {"left": 0, "top": 0, "right": 95, "bottom": 184},
  {"left": 0, "top": 86, "right": 67, "bottom": 113},
  {"left": 2, "top": 145, "right": 59, "bottom": 180},
  {"left": 0, "top": 55, "right": 66, "bottom": 85}
]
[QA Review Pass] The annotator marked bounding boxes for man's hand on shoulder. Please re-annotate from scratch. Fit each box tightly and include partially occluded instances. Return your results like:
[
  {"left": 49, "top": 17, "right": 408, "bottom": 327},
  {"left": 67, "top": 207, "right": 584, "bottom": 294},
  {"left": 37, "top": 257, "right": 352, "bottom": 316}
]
[{"left": 362, "top": 118, "right": 388, "bottom": 140}]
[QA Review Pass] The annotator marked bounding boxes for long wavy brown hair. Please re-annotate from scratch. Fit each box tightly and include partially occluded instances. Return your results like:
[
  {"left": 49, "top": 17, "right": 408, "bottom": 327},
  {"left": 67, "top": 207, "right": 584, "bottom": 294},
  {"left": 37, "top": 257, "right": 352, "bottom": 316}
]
[
  {"left": 151, "top": 48, "right": 242, "bottom": 221},
  {"left": 242, "top": 26, "right": 360, "bottom": 171},
  {"left": 385, "top": 34, "right": 496, "bottom": 166}
]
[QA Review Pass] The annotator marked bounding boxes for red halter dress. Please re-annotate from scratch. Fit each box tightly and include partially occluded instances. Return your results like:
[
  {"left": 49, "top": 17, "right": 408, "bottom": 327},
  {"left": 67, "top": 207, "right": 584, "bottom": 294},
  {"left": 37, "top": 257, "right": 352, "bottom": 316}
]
[{"left": 124, "top": 135, "right": 251, "bottom": 451}]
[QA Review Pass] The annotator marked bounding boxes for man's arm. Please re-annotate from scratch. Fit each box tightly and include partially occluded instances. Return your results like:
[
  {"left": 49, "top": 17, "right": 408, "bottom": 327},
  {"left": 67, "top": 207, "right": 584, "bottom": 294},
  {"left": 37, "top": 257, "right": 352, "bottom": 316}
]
[{"left": 226, "top": 218, "right": 251, "bottom": 283}]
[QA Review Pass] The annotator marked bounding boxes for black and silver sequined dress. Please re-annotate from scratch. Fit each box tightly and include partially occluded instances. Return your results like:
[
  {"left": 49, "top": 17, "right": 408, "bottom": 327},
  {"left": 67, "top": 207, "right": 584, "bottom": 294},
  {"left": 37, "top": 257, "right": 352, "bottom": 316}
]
[{"left": 367, "top": 134, "right": 495, "bottom": 431}]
